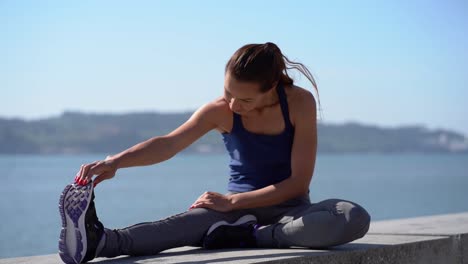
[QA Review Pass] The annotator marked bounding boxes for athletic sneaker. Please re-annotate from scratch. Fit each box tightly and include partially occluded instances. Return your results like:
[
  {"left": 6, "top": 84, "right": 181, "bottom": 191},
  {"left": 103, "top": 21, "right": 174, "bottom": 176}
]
[
  {"left": 58, "top": 181, "right": 105, "bottom": 264},
  {"left": 203, "top": 214, "right": 258, "bottom": 249}
]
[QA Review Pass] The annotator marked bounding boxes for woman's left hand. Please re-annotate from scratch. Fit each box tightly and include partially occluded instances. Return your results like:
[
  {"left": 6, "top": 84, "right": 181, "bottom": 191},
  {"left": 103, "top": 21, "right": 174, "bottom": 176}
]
[{"left": 189, "top": 191, "right": 234, "bottom": 212}]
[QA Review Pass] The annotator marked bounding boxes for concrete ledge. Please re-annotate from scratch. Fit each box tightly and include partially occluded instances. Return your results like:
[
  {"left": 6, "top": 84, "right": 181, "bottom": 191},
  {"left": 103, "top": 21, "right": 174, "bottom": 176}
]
[{"left": 1, "top": 212, "right": 467, "bottom": 264}]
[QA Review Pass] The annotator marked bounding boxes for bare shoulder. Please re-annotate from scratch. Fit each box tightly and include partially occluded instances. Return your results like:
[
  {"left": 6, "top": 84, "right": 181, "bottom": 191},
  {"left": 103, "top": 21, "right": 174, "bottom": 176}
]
[
  {"left": 198, "top": 97, "right": 230, "bottom": 118},
  {"left": 195, "top": 97, "right": 232, "bottom": 132},
  {"left": 285, "top": 85, "right": 317, "bottom": 125}
]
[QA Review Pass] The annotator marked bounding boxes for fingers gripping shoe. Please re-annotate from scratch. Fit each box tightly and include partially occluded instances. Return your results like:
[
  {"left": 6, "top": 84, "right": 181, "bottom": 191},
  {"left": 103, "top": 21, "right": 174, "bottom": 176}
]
[
  {"left": 203, "top": 214, "right": 258, "bottom": 249},
  {"left": 58, "top": 181, "right": 104, "bottom": 263}
]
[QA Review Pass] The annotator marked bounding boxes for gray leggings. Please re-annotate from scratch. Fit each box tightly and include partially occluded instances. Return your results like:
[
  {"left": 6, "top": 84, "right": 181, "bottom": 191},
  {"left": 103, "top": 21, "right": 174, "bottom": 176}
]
[{"left": 98, "top": 195, "right": 371, "bottom": 257}]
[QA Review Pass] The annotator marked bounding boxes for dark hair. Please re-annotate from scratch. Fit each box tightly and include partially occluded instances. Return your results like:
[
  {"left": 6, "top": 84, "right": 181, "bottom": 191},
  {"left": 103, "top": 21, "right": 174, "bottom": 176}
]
[{"left": 225, "top": 42, "right": 319, "bottom": 104}]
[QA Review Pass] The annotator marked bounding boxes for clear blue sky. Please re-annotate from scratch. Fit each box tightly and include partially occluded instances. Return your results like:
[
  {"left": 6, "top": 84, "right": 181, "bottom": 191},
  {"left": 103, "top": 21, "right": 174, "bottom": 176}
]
[{"left": 2, "top": 0, "right": 468, "bottom": 134}]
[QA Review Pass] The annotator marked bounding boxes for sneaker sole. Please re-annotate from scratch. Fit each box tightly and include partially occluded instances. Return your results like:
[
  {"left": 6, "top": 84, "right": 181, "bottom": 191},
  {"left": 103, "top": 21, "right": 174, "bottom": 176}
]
[
  {"left": 58, "top": 182, "right": 93, "bottom": 264},
  {"left": 206, "top": 214, "right": 257, "bottom": 236}
]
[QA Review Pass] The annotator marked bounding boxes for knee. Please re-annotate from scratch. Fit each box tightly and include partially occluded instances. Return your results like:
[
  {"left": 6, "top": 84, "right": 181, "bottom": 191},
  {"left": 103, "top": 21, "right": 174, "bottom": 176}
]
[{"left": 343, "top": 202, "right": 371, "bottom": 240}]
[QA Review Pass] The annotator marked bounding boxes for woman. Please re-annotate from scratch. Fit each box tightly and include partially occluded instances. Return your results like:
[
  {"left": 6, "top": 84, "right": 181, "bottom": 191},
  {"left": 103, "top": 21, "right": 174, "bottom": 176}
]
[{"left": 58, "top": 42, "right": 371, "bottom": 264}]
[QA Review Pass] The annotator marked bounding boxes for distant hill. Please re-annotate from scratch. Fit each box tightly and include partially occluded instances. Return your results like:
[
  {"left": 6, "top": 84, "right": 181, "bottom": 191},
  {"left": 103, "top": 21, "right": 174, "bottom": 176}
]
[{"left": 1, "top": 111, "right": 467, "bottom": 154}]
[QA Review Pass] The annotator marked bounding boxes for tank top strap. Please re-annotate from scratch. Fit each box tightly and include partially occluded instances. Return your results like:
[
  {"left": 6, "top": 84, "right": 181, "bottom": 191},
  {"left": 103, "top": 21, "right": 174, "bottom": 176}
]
[
  {"left": 231, "top": 112, "right": 242, "bottom": 132},
  {"left": 276, "top": 83, "right": 294, "bottom": 131}
]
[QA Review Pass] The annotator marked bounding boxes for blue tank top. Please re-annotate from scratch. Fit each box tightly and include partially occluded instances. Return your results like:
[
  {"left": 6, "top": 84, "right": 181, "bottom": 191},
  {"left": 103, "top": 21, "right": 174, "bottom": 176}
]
[{"left": 222, "top": 84, "right": 295, "bottom": 193}]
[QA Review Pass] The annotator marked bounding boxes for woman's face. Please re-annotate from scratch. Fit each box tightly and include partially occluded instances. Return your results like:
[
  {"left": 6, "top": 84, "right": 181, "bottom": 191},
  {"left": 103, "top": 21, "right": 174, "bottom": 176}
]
[{"left": 224, "top": 73, "right": 272, "bottom": 115}]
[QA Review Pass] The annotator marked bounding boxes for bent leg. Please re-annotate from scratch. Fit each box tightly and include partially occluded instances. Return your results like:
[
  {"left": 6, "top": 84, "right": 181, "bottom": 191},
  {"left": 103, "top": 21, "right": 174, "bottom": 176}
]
[
  {"left": 256, "top": 198, "right": 371, "bottom": 248},
  {"left": 98, "top": 208, "right": 247, "bottom": 257}
]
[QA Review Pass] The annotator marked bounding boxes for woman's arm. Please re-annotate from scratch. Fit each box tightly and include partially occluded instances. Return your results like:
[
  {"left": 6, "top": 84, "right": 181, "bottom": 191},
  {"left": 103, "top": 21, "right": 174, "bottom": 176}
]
[
  {"left": 78, "top": 101, "right": 223, "bottom": 185},
  {"left": 110, "top": 104, "right": 218, "bottom": 169},
  {"left": 191, "top": 89, "right": 317, "bottom": 211}
]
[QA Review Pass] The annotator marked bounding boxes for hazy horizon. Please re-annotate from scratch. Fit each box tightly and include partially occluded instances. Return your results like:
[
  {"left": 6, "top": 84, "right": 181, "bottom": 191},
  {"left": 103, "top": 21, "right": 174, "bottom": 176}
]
[{"left": 1, "top": 109, "right": 466, "bottom": 137}]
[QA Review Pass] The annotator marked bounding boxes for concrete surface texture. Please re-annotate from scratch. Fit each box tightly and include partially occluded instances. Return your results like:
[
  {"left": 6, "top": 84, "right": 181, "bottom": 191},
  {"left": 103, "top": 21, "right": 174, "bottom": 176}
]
[{"left": 1, "top": 212, "right": 467, "bottom": 264}]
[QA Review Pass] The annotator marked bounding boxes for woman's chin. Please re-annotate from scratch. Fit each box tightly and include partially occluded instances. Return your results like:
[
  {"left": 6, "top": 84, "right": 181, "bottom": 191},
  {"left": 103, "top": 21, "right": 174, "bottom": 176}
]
[{"left": 231, "top": 108, "right": 253, "bottom": 116}]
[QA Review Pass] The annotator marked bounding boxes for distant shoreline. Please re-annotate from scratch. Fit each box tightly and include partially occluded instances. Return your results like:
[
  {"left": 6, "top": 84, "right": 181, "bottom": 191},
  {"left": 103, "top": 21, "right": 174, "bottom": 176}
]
[{"left": 1, "top": 111, "right": 467, "bottom": 154}]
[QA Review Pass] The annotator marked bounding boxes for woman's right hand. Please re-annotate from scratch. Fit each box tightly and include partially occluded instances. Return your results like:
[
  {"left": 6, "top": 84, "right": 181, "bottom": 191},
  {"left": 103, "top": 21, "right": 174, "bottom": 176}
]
[{"left": 75, "top": 156, "right": 118, "bottom": 187}]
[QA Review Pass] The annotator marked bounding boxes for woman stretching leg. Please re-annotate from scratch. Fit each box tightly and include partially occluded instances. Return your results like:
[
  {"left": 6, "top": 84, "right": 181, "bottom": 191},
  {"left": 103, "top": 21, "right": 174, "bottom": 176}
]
[{"left": 58, "top": 42, "right": 370, "bottom": 263}]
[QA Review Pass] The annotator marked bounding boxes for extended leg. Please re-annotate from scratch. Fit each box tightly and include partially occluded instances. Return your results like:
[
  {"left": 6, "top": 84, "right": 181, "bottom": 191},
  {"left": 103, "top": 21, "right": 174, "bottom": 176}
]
[{"left": 99, "top": 207, "right": 247, "bottom": 257}]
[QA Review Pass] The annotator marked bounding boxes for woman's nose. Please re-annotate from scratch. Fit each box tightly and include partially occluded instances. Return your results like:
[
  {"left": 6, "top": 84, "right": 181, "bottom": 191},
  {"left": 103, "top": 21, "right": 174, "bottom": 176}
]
[{"left": 230, "top": 98, "right": 242, "bottom": 112}]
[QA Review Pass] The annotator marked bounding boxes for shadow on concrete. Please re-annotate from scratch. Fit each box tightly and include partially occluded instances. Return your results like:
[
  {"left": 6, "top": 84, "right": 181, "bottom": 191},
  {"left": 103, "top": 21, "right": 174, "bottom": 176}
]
[
  {"left": 333, "top": 242, "right": 384, "bottom": 251},
  {"left": 89, "top": 243, "right": 385, "bottom": 264}
]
